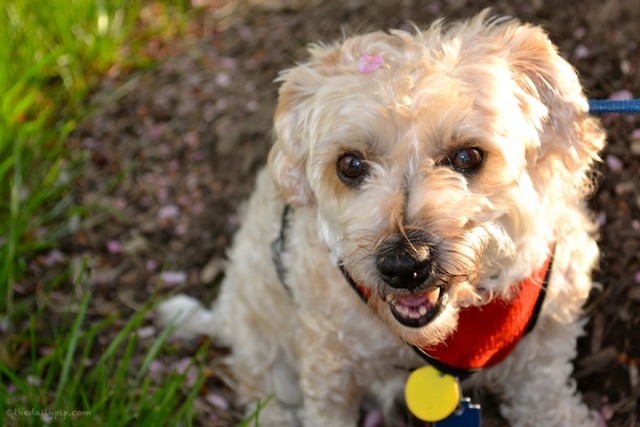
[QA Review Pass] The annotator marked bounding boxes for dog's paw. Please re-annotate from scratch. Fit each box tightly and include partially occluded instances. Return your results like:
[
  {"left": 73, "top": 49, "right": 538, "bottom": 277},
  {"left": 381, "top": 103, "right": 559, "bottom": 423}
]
[{"left": 156, "top": 294, "right": 216, "bottom": 341}]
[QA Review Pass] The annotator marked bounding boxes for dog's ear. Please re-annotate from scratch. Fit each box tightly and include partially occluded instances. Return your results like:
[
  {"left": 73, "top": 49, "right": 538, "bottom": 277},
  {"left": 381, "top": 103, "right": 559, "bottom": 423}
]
[
  {"left": 268, "top": 45, "right": 341, "bottom": 206},
  {"left": 268, "top": 74, "right": 313, "bottom": 206},
  {"left": 498, "top": 21, "right": 605, "bottom": 199}
]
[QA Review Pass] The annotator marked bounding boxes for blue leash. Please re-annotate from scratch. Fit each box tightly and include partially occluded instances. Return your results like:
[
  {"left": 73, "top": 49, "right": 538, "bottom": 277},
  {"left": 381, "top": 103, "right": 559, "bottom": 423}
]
[{"left": 588, "top": 99, "right": 640, "bottom": 114}]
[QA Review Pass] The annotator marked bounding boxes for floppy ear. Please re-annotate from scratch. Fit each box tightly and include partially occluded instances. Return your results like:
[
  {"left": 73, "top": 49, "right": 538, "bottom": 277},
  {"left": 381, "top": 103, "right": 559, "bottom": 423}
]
[
  {"left": 500, "top": 21, "right": 605, "bottom": 201},
  {"left": 268, "top": 75, "right": 313, "bottom": 206},
  {"left": 268, "top": 44, "right": 342, "bottom": 207}
]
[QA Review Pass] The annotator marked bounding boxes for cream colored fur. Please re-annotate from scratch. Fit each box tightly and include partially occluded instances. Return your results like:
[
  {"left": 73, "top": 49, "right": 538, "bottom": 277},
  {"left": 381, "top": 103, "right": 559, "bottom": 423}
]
[{"left": 158, "top": 12, "right": 605, "bottom": 426}]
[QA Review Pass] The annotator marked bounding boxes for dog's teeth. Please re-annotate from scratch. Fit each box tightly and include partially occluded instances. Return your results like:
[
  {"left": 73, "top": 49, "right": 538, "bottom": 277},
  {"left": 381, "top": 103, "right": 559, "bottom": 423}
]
[
  {"left": 390, "top": 299, "right": 427, "bottom": 319},
  {"left": 395, "top": 305, "right": 409, "bottom": 317},
  {"left": 388, "top": 287, "right": 443, "bottom": 326}
]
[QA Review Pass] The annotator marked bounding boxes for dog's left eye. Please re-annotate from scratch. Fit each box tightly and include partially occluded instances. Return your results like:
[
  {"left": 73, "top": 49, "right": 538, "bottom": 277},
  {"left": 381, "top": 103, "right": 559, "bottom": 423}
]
[
  {"left": 449, "top": 148, "right": 484, "bottom": 173},
  {"left": 337, "top": 152, "right": 367, "bottom": 185}
]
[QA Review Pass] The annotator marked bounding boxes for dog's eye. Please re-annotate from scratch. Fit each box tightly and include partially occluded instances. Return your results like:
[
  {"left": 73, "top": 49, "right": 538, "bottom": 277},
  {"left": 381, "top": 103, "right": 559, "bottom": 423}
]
[
  {"left": 337, "top": 152, "right": 367, "bottom": 185},
  {"left": 449, "top": 148, "right": 483, "bottom": 173}
]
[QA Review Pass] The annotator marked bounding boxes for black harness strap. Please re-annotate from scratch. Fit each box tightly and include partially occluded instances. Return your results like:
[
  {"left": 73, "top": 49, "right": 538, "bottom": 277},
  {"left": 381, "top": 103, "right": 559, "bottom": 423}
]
[
  {"left": 271, "top": 205, "right": 293, "bottom": 295},
  {"left": 524, "top": 256, "right": 552, "bottom": 335},
  {"left": 339, "top": 265, "right": 369, "bottom": 303}
]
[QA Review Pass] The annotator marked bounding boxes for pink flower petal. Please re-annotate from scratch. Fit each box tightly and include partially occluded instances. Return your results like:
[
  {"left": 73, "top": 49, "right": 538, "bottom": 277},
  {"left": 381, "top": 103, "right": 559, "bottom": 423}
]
[
  {"left": 215, "top": 72, "right": 231, "bottom": 87},
  {"left": 148, "top": 360, "right": 165, "bottom": 373},
  {"left": 574, "top": 45, "right": 589, "bottom": 59},
  {"left": 608, "top": 89, "right": 633, "bottom": 101},
  {"left": 136, "top": 325, "right": 156, "bottom": 340},
  {"left": 206, "top": 393, "right": 230, "bottom": 410},
  {"left": 106, "top": 240, "right": 122, "bottom": 254},
  {"left": 158, "top": 204, "right": 180, "bottom": 220},
  {"left": 42, "top": 249, "right": 65, "bottom": 266},
  {"left": 605, "top": 154, "right": 623, "bottom": 172},
  {"left": 160, "top": 270, "right": 187, "bottom": 286},
  {"left": 174, "top": 357, "right": 192, "bottom": 374},
  {"left": 358, "top": 53, "right": 384, "bottom": 74},
  {"left": 146, "top": 259, "right": 159, "bottom": 272}
]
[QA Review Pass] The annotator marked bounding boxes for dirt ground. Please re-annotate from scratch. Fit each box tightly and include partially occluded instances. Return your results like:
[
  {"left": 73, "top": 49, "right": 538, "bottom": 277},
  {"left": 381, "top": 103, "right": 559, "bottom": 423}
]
[{"left": 38, "top": 0, "right": 640, "bottom": 425}]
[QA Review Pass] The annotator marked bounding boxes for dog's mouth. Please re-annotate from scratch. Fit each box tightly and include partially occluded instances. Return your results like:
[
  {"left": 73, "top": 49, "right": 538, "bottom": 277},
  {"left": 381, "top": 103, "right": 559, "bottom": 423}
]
[
  {"left": 385, "top": 286, "right": 445, "bottom": 328},
  {"left": 340, "top": 265, "right": 445, "bottom": 328}
]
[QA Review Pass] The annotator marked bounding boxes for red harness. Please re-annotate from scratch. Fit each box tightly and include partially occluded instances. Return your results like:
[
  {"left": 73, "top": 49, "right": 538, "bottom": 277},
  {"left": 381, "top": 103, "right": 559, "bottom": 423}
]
[{"left": 349, "top": 256, "right": 552, "bottom": 378}]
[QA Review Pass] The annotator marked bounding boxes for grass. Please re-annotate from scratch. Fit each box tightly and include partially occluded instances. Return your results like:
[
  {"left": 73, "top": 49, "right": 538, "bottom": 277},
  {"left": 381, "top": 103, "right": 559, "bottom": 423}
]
[
  {"left": 0, "top": 291, "right": 210, "bottom": 426},
  {"left": 0, "top": 0, "right": 222, "bottom": 425},
  {"left": 237, "top": 397, "right": 273, "bottom": 427},
  {"left": 0, "top": 0, "right": 194, "bottom": 314},
  {"left": 0, "top": 0, "right": 143, "bottom": 314}
]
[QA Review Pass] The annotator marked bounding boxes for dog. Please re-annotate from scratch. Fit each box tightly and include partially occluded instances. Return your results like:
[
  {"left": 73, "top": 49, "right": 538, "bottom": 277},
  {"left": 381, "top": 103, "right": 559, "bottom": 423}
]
[{"left": 158, "top": 11, "right": 606, "bottom": 426}]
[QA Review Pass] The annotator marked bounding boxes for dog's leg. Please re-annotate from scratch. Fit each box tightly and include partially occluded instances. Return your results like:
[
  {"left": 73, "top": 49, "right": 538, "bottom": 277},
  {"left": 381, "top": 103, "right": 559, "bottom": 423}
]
[
  {"left": 296, "top": 322, "right": 366, "bottom": 426},
  {"left": 157, "top": 294, "right": 308, "bottom": 425},
  {"left": 224, "top": 306, "right": 365, "bottom": 426},
  {"left": 233, "top": 350, "right": 304, "bottom": 426},
  {"left": 367, "top": 370, "right": 413, "bottom": 425}
]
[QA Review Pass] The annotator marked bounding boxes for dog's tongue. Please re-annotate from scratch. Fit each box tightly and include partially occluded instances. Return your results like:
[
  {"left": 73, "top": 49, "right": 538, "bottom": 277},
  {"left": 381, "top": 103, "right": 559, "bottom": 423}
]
[{"left": 394, "top": 291, "right": 438, "bottom": 311}]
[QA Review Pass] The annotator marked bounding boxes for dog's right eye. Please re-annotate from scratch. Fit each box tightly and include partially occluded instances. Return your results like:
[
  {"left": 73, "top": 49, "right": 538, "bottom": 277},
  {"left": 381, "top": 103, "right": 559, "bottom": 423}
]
[
  {"left": 449, "top": 147, "right": 484, "bottom": 173},
  {"left": 337, "top": 152, "right": 367, "bottom": 186}
]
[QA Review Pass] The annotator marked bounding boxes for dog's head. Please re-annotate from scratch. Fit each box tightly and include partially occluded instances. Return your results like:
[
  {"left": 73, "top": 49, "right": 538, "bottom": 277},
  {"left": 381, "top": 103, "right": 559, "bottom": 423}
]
[{"left": 268, "top": 12, "right": 605, "bottom": 346}]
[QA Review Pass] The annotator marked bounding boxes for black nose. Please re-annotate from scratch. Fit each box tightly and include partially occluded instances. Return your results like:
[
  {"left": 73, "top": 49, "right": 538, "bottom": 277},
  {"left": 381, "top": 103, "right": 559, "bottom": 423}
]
[{"left": 376, "top": 240, "right": 432, "bottom": 290}]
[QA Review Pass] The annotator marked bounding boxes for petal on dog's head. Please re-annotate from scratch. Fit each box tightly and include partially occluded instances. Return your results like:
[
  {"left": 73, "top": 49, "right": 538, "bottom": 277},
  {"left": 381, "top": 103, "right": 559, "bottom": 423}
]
[{"left": 358, "top": 53, "right": 384, "bottom": 74}]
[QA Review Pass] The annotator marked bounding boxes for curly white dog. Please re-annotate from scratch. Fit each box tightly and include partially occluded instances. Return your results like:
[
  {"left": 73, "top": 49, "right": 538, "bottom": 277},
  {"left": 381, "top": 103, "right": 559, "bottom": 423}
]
[{"left": 158, "top": 11, "right": 605, "bottom": 426}]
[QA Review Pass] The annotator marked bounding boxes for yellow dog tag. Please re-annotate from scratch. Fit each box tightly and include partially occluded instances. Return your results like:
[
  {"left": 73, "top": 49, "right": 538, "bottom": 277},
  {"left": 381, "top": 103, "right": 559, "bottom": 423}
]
[{"left": 405, "top": 365, "right": 460, "bottom": 422}]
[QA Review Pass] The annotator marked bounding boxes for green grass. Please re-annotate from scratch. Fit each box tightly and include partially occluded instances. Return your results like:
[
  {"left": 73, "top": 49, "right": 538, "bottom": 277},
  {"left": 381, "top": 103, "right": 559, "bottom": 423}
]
[
  {"left": 0, "top": 0, "right": 142, "bottom": 314},
  {"left": 0, "top": 1, "right": 214, "bottom": 425},
  {"left": 0, "top": 0, "right": 189, "bottom": 313},
  {"left": 238, "top": 397, "right": 273, "bottom": 427},
  {"left": 0, "top": 291, "right": 209, "bottom": 426}
]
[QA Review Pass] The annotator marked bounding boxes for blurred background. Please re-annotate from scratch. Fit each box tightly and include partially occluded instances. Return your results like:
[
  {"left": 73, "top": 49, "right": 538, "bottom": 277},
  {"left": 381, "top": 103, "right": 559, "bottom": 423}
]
[{"left": 1, "top": 1, "right": 638, "bottom": 425}]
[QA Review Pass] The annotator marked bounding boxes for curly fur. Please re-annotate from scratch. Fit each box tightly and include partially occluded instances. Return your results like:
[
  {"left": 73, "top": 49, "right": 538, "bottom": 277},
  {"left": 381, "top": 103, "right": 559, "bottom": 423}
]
[{"left": 158, "top": 11, "right": 605, "bottom": 426}]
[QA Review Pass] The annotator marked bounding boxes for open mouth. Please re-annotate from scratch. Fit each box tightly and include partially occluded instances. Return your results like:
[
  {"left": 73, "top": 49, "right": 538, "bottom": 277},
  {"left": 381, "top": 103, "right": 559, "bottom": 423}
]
[
  {"left": 386, "top": 286, "right": 444, "bottom": 328},
  {"left": 339, "top": 265, "right": 445, "bottom": 328}
]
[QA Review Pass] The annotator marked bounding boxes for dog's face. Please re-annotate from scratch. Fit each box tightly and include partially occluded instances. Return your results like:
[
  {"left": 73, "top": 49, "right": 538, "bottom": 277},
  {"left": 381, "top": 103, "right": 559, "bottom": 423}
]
[{"left": 268, "top": 14, "right": 604, "bottom": 346}]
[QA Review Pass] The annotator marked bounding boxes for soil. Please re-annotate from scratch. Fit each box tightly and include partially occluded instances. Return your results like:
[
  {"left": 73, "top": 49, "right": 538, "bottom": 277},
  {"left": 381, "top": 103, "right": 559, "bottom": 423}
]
[{"left": 28, "top": 0, "right": 640, "bottom": 425}]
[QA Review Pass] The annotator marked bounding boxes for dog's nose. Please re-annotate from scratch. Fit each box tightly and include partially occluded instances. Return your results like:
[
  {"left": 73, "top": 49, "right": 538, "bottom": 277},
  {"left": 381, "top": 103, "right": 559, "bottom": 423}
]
[{"left": 376, "top": 244, "right": 432, "bottom": 290}]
